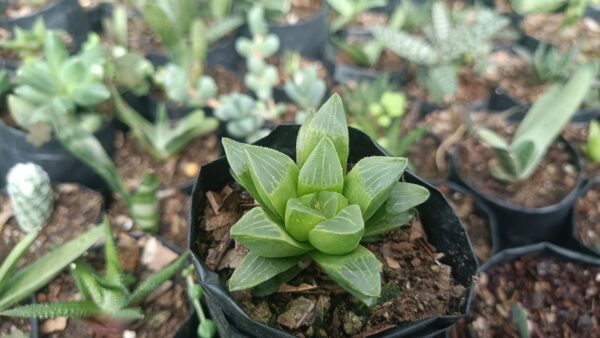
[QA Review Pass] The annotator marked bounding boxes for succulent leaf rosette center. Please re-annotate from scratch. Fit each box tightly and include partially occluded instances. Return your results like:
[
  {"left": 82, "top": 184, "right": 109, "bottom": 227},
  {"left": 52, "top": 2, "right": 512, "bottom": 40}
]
[{"left": 223, "top": 94, "right": 430, "bottom": 305}]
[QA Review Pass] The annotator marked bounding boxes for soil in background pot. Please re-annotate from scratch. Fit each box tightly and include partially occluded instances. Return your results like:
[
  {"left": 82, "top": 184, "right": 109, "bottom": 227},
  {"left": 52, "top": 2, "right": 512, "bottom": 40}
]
[
  {"left": 455, "top": 115, "right": 579, "bottom": 209},
  {"left": 406, "top": 134, "right": 446, "bottom": 181},
  {"left": 563, "top": 123, "right": 600, "bottom": 180},
  {"left": 194, "top": 184, "right": 467, "bottom": 337},
  {"left": 521, "top": 13, "right": 600, "bottom": 58},
  {"left": 335, "top": 40, "right": 405, "bottom": 76},
  {"left": 575, "top": 182, "right": 600, "bottom": 254},
  {"left": 1, "top": 0, "right": 52, "bottom": 18},
  {"left": 0, "top": 317, "right": 32, "bottom": 337},
  {"left": 451, "top": 251, "right": 600, "bottom": 337},
  {"left": 436, "top": 183, "right": 494, "bottom": 264},
  {"left": 267, "top": 53, "right": 331, "bottom": 88},
  {"left": 108, "top": 188, "right": 190, "bottom": 250},
  {"left": 403, "top": 68, "right": 490, "bottom": 105},
  {"left": 112, "top": 130, "right": 220, "bottom": 189},
  {"left": 0, "top": 183, "right": 103, "bottom": 265},
  {"left": 274, "top": 0, "right": 322, "bottom": 24},
  {"left": 35, "top": 233, "right": 190, "bottom": 337}
]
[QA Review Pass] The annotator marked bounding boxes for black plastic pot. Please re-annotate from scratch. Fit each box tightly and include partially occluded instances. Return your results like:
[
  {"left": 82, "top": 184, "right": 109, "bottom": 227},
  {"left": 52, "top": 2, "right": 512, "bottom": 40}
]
[
  {"left": 240, "top": 5, "right": 328, "bottom": 59},
  {"left": 0, "top": 0, "right": 91, "bottom": 49},
  {"left": 189, "top": 125, "right": 478, "bottom": 338},
  {"left": 0, "top": 118, "right": 116, "bottom": 191},
  {"left": 84, "top": 2, "right": 112, "bottom": 33},
  {"left": 570, "top": 178, "right": 600, "bottom": 257},
  {"left": 434, "top": 181, "right": 500, "bottom": 265},
  {"left": 449, "top": 137, "right": 584, "bottom": 250}
]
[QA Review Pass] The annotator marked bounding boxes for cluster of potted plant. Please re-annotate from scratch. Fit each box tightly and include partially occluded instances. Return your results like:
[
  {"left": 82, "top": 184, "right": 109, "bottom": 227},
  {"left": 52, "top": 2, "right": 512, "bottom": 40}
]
[{"left": 0, "top": 0, "right": 599, "bottom": 337}]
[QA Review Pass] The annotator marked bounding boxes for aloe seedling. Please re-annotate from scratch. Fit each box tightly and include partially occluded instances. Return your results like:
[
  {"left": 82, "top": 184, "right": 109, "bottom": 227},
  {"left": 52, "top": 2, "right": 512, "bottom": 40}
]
[
  {"left": 8, "top": 31, "right": 110, "bottom": 146},
  {"left": 371, "top": 3, "right": 509, "bottom": 102},
  {"left": 586, "top": 120, "right": 600, "bottom": 164},
  {"left": 0, "top": 163, "right": 104, "bottom": 311},
  {"left": 2, "top": 218, "right": 189, "bottom": 322},
  {"left": 511, "top": 0, "right": 595, "bottom": 26},
  {"left": 342, "top": 76, "right": 426, "bottom": 157},
  {"left": 327, "top": 0, "right": 387, "bottom": 32},
  {"left": 182, "top": 265, "right": 216, "bottom": 338},
  {"left": 519, "top": 43, "right": 577, "bottom": 84},
  {"left": 0, "top": 18, "right": 49, "bottom": 62},
  {"left": 476, "top": 62, "right": 596, "bottom": 183},
  {"left": 222, "top": 94, "right": 430, "bottom": 305},
  {"left": 112, "top": 88, "right": 218, "bottom": 161}
]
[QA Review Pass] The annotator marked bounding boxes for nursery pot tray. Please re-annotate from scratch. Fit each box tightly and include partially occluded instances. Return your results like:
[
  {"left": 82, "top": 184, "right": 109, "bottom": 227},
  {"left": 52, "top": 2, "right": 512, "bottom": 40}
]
[{"left": 188, "top": 125, "right": 478, "bottom": 337}]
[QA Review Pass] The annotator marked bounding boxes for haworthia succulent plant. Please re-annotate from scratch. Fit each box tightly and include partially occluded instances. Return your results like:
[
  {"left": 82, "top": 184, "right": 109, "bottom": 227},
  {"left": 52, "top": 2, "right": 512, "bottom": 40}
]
[
  {"left": 371, "top": 3, "right": 509, "bottom": 102},
  {"left": 223, "top": 94, "right": 430, "bottom": 305},
  {"left": 476, "top": 62, "right": 597, "bottom": 183},
  {"left": 6, "top": 163, "right": 53, "bottom": 233},
  {"left": 1, "top": 217, "right": 189, "bottom": 321}
]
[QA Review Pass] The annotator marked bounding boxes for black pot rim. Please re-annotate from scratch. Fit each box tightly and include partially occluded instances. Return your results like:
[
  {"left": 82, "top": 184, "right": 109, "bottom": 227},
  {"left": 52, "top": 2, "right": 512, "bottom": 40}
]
[
  {"left": 571, "top": 177, "right": 600, "bottom": 256},
  {"left": 188, "top": 124, "right": 478, "bottom": 337},
  {"left": 451, "top": 136, "right": 584, "bottom": 215}
]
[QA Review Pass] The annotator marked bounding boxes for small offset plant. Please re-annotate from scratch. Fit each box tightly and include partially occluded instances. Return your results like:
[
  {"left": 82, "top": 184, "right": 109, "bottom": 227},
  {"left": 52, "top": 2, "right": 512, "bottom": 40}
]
[
  {"left": 586, "top": 120, "right": 600, "bottom": 164},
  {"left": 214, "top": 92, "right": 270, "bottom": 143},
  {"left": 342, "top": 76, "right": 425, "bottom": 157},
  {"left": 222, "top": 94, "right": 430, "bottom": 305},
  {"left": 0, "top": 18, "right": 50, "bottom": 62},
  {"left": 0, "top": 163, "right": 104, "bottom": 311},
  {"left": 2, "top": 218, "right": 189, "bottom": 322},
  {"left": 476, "top": 62, "right": 596, "bottom": 183},
  {"left": 327, "top": 0, "right": 387, "bottom": 32},
  {"left": 518, "top": 43, "right": 577, "bottom": 84},
  {"left": 8, "top": 31, "right": 110, "bottom": 146},
  {"left": 112, "top": 88, "right": 218, "bottom": 161},
  {"left": 182, "top": 265, "right": 216, "bottom": 338},
  {"left": 282, "top": 53, "right": 326, "bottom": 123},
  {"left": 371, "top": 2, "right": 509, "bottom": 102}
]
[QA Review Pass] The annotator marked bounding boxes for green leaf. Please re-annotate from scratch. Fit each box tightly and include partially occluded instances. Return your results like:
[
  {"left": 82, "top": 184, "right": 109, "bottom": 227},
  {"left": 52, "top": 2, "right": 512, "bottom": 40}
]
[
  {"left": 0, "top": 225, "right": 104, "bottom": 311},
  {"left": 284, "top": 198, "right": 327, "bottom": 242},
  {"left": 0, "top": 231, "right": 39, "bottom": 294},
  {"left": 130, "top": 172, "right": 160, "bottom": 232},
  {"left": 102, "top": 217, "right": 123, "bottom": 285},
  {"left": 228, "top": 252, "right": 305, "bottom": 291},
  {"left": 298, "top": 137, "right": 344, "bottom": 196},
  {"left": 381, "top": 182, "right": 430, "bottom": 215},
  {"left": 230, "top": 208, "right": 312, "bottom": 257},
  {"left": 72, "top": 83, "right": 110, "bottom": 106},
  {"left": 311, "top": 191, "right": 349, "bottom": 219},
  {"left": 297, "top": 94, "right": 349, "bottom": 173},
  {"left": 343, "top": 156, "right": 407, "bottom": 221},
  {"left": 44, "top": 32, "right": 68, "bottom": 74},
  {"left": 587, "top": 120, "right": 600, "bottom": 164},
  {"left": 245, "top": 145, "right": 299, "bottom": 221},
  {"left": 1, "top": 301, "right": 102, "bottom": 319},
  {"left": 308, "top": 205, "right": 364, "bottom": 255},
  {"left": 312, "top": 246, "right": 380, "bottom": 306},
  {"left": 364, "top": 210, "right": 415, "bottom": 237},
  {"left": 128, "top": 252, "right": 189, "bottom": 306},
  {"left": 252, "top": 263, "right": 305, "bottom": 297}
]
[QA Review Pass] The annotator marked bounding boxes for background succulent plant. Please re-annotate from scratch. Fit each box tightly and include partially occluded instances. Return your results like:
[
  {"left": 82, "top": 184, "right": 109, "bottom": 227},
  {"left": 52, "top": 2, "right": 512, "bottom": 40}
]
[{"left": 222, "top": 94, "right": 430, "bottom": 305}]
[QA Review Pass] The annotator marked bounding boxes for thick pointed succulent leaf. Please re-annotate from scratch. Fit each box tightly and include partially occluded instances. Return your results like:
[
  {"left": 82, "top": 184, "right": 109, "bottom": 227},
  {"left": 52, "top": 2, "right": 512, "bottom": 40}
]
[
  {"left": 343, "top": 157, "right": 407, "bottom": 221},
  {"left": 308, "top": 205, "right": 364, "bottom": 255},
  {"left": 229, "top": 252, "right": 305, "bottom": 291},
  {"left": 314, "top": 191, "right": 348, "bottom": 219},
  {"left": 1, "top": 301, "right": 103, "bottom": 319},
  {"left": 296, "top": 94, "right": 349, "bottom": 172},
  {"left": 382, "top": 182, "right": 430, "bottom": 215},
  {"left": 230, "top": 208, "right": 312, "bottom": 257},
  {"left": 128, "top": 252, "right": 189, "bottom": 306},
  {"left": 222, "top": 138, "right": 260, "bottom": 198},
  {"left": 245, "top": 145, "right": 299, "bottom": 220},
  {"left": 364, "top": 210, "right": 415, "bottom": 238},
  {"left": 284, "top": 198, "right": 327, "bottom": 242},
  {"left": 298, "top": 137, "right": 344, "bottom": 196},
  {"left": 312, "top": 246, "right": 380, "bottom": 306}
]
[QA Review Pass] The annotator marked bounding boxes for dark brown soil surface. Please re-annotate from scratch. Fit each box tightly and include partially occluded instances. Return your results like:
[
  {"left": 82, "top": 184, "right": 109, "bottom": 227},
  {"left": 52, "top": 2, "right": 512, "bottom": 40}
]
[
  {"left": 404, "top": 69, "right": 491, "bottom": 105},
  {"left": 485, "top": 49, "right": 546, "bottom": 105},
  {"left": 436, "top": 184, "right": 493, "bottom": 264},
  {"left": 209, "top": 66, "right": 245, "bottom": 95},
  {"left": 112, "top": 130, "right": 220, "bottom": 189},
  {"left": 456, "top": 116, "right": 579, "bottom": 209},
  {"left": 108, "top": 188, "right": 190, "bottom": 250},
  {"left": 450, "top": 253, "right": 600, "bottom": 337},
  {"left": 126, "top": 17, "right": 163, "bottom": 57},
  {"left": 193, "top": 184, "right": 467, "bottom": 337},
  {"left": 563, "top": 124, "right": 600, "bottom": 180},
  {"left": 36, "top": 233, "right": 189, "bottom": 338},
  {"left": 522, "top": 13, "right": 600, "bottom": 59},
  {"left": 406, "top": 134, "right": 446, "bottom": 180},
  {"left": 0, "top": 317, "right": 32, "bottom": 337},
  {"left": 575, "top": 183, "right": 600, "bottom": 254},
  {"left": 1, "top": 0, "right": 50, "bottom": 18},
  {"left": 0, "top": 184, "right": 103, "bottom": 266},
  {"left": 277, "top": 0, "right": 323, "bottom": 24}
]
